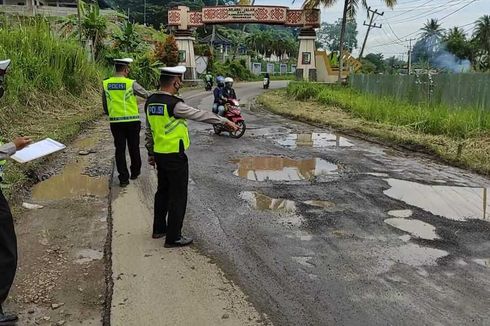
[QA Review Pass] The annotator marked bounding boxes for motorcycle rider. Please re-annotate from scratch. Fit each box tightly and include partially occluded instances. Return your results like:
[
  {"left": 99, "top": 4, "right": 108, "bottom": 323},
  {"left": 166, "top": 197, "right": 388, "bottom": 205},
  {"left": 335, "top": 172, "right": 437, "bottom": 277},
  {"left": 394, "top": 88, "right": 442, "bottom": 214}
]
[
  {"left": 204, "top": 71, "right": 213, "bottom": 90},
  {"left": 223, "top": 77, "right": 237, "bottom": 100},
  {"left": 213, "top": 76, "right": 226, "bottom": 116},
  {"left": 264, "top": 73, "right": 270, "bottom": 88}
]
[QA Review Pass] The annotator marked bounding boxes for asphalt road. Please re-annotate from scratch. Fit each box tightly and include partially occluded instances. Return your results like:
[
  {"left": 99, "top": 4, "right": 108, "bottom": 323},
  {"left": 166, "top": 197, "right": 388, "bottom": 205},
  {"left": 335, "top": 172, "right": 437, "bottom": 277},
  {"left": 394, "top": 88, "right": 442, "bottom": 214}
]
[{"left": 113, "top": 81, "right": 490, "bottom": 326}]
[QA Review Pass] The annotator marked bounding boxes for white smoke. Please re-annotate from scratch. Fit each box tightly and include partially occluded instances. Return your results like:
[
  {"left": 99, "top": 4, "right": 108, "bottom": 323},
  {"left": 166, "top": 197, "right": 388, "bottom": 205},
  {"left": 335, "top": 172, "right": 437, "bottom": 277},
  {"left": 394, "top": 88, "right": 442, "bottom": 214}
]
[{"left": 433, "top": 51, "right": 471, "bottom": 73}]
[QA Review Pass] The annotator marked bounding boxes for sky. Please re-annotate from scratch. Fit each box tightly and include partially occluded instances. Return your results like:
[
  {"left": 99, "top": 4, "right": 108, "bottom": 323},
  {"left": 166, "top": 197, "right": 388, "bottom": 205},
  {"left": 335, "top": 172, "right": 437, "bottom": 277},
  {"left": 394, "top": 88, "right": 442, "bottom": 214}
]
[{"left": 253, "top": 0, "right": 490, "bottom": 59}]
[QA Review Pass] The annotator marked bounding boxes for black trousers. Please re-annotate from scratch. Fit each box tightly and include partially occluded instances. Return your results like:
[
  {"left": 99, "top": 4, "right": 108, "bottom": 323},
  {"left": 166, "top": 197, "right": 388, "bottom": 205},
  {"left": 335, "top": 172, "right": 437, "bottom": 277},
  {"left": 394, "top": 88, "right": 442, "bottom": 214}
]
[
  {"left": 110, "top": 121, "right": 142, "bottom": 182},
  {"left": 0, "top": 190, "right": 17, "bottom": 310},
  {"left": 153, "top": 152, "right": 189, "bottom": 243}
]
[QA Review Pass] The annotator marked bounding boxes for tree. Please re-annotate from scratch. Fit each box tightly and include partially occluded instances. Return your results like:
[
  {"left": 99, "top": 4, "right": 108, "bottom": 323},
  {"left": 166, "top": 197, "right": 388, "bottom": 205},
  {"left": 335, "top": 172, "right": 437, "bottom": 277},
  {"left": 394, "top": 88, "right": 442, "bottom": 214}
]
[
  {"left": 421, "top": 18, "right": 445, "bottom": 40},
  {"left": 444, "top": 27, "right": 471, "bottom": 60},
  {"left": 363, "top": 53, "right": 385, "bottom": 73},
  {"left": 302, "top": 0, "right": 397, "bottom": 82},
  {"left": 113, "top": 20, "right": 141, "bottom": 53},
  {"left": 317, "top": 18, "right": 357, "bottom": 52},
  {"left": 81, "top": 3, "right": 108, "bottom": 60},
  {"left": 160, "top": 35, "right": 179, "bottom": 67},
  {"left": 473, "top": 15, "right": 490, "bottom": 70}
]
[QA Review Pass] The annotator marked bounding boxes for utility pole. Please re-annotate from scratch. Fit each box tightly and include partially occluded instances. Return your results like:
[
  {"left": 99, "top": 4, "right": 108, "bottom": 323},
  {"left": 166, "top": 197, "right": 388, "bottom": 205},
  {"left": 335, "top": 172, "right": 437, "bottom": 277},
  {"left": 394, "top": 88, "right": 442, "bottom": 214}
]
[
  {"left": 406, "top": 37, "right": 416, "bottom": 75},
  {"left": 359, "top": 7, "right": 383, "bottom": 59}
]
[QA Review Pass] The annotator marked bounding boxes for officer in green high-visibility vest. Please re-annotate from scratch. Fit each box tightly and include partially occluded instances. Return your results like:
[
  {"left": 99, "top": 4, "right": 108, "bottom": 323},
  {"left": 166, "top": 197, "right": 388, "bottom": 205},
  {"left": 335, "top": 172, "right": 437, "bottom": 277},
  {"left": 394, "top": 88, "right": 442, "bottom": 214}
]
[
  {"left": 0, "top": 59, "right": 32, "bottom": 325},
  {"left": 102, "top": 58, "right": 149, "bottom": 187},
  {"left": 145, "top": 66, "right": 238, "bottom": 247}
]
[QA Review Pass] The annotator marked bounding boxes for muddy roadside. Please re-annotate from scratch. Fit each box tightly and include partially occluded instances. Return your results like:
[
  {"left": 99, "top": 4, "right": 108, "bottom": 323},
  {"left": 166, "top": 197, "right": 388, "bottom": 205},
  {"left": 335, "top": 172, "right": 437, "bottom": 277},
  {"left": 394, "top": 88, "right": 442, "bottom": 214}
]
[{"left": 5, "top": 119, "right": 113, "bottom": 325}]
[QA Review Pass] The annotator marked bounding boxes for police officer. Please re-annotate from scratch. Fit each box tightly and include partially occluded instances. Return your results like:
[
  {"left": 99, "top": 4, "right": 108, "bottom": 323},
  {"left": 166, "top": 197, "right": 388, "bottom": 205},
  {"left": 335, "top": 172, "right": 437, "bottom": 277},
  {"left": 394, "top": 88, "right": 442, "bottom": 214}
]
[
  {"left": 102, "top": 58, "right": 149, "bottom": 187},
  {"left": 145, "top": 66, "right": 238, "bottom": 247},
  {"left": 0, "top": 59, "right": 32, "bottom": 324}
]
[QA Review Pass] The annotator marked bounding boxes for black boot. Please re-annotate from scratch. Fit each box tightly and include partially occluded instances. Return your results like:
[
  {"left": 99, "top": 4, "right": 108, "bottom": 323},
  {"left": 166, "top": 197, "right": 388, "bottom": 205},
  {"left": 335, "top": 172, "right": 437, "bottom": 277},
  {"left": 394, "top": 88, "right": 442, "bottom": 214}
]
[{"left": 0, "top": 306, "right": 18, "bottom": 325}]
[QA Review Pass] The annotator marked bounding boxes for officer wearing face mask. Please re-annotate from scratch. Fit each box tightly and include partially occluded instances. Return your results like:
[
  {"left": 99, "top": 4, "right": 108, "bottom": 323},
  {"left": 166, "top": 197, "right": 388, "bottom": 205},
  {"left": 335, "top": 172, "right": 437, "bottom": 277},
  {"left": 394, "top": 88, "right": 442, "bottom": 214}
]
[
  {"left": 145, "top": 66, "right": 238, "bottom": 247},
  {"left": 0, "top": 59, "right": 32, "bottom": 325}
]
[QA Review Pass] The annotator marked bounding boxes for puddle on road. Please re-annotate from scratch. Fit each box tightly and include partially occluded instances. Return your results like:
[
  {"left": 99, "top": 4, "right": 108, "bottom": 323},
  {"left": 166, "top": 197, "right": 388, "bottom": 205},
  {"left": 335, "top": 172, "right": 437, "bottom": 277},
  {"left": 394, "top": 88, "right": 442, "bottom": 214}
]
[
  {"left": 240, "top": 191, "right": 335, "bottom": 212},
  {"left": 74, "top": 249, "right": 103, "bottom": 264},
  {"left": 273, "top": 132, "right": 353, "bottom": 149},
  {"left": 473, "top": 258, "right": 490, "bottom": 268},
  {"left": 233, "top": 156, "right": 338, "bottom": 181},
  {"left": 388, "top": 209, "right": 413, "bottom": 218},
  {"left": 385, "top": 243, "right": 448, "bottom": 267},
  {"left": 384, "top": 179, "right": 489, "bottom": 221},
  {"left": 303, "top": 200, "right": 335, "bottom": 208},
  {"left": 385, "top": 218, "right": 440, "bottom": 240},
  {"left": 240, "top": 191, "right": 297, "bottom": 213},
  {"left": 32, "top": 161, "right": 109, "bottom": 201},
  {"left": 73, "top": 136, "right": 98, "bottom": 150}
]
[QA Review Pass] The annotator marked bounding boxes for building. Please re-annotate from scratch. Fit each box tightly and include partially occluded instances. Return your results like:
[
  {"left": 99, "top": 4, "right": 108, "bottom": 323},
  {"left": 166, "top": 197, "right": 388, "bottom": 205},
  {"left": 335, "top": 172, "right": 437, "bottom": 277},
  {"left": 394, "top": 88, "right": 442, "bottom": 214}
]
[{"left": 0, "top": 0, "right": 115, "bottom": 17}]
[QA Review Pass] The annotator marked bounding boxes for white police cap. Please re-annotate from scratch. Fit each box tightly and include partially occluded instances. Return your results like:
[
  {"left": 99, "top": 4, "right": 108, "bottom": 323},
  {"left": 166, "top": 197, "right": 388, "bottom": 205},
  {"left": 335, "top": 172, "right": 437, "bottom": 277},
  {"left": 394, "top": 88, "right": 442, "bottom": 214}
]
[
  {"left": 159, "top": 66, "right": 186, "bottom": 77},
  {"left": 114, "top": 58, "right": 133, "bottom": 65},
  {"left": 0, "top": 59, "right": 11, "bottom": 71}
]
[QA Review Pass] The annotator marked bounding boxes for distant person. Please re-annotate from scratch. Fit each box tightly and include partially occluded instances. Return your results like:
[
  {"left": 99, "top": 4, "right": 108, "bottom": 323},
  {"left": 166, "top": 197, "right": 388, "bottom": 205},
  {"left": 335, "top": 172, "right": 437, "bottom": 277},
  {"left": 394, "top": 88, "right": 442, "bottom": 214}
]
[
  {"left": 213, "top": 76, "right": 226, "bottom": 116},
  {"left": 0, "top": 59, "right": 32, "bottom": 325},
  {"left": 145, "top": 66, "right": 238, "bottom": 247},
  {"left": 102, "top": 58, "right": 149, "bottom": 187}
]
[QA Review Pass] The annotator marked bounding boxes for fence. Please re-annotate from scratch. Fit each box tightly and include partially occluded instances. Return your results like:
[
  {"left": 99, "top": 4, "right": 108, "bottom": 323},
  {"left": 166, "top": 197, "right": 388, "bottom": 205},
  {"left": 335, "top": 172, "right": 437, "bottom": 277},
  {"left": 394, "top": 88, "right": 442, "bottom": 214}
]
[{"left": 349, "top": 73, "right": 490, "bottom": 111}]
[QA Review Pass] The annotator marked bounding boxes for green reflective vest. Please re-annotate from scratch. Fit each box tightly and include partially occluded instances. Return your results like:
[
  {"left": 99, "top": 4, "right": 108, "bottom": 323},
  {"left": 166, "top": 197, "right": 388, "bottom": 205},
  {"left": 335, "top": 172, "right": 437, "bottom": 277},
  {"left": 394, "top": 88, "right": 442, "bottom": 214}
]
[
  {"left": 103, "top": 77, "right": 140, "bottom": 123},
  {"left": 146, "top": 100, "right": 190, "bottom": 154}
]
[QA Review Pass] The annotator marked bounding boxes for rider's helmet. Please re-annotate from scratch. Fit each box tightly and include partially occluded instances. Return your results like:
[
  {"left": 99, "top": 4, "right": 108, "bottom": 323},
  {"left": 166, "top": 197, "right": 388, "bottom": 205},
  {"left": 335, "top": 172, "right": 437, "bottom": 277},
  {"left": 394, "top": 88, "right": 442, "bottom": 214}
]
[
  {"left": 224, "top": 77, "right": 233, "bottom": 89},
  {"left": 216, "top": 76, "right": 225, "bottom": 87}
]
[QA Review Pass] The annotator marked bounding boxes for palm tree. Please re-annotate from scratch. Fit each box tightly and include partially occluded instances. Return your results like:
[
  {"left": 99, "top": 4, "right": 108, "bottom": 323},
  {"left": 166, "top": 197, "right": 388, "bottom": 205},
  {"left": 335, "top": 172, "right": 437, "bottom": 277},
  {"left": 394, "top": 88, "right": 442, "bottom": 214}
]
[
  {"left": 421, "top": 18, "right": 445, "bottom": 40},
  {"left": 444, "top": 27, "right": 470, "bottom": 60},
  {"left": 473, "top": 15, "right": 490, "bottom": 70},
  {"left": 302, "top": 0, "right": 397, "bottom": 82}
]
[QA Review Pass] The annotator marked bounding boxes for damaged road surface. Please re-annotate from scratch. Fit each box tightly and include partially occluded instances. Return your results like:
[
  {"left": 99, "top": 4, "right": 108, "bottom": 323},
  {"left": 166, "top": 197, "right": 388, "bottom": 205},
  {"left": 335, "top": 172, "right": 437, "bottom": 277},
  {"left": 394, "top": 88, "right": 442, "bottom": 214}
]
[
  {"left": 19, "top": 82, "right": 489, "bottom": 325},
  {"left": 111, "top": 82, "right": 490, "bottom": 325}
]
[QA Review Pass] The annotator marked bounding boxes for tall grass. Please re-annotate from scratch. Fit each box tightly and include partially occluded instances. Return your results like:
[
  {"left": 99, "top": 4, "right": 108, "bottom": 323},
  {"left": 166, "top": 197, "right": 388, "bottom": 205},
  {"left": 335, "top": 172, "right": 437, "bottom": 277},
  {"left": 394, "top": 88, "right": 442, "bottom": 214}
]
[
  {"left": 287, "top": 82, "right": 490, "bottom": 139},
  {"left": 0, "top": 18, "right": 101, "bottom": 104}
]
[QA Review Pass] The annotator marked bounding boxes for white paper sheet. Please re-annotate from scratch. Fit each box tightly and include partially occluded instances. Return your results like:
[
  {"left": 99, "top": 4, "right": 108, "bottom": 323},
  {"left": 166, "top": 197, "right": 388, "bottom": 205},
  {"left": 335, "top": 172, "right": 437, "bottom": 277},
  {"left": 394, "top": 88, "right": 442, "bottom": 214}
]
[{"left": 11, "top": 138, "right": 66, "bottom": 163}]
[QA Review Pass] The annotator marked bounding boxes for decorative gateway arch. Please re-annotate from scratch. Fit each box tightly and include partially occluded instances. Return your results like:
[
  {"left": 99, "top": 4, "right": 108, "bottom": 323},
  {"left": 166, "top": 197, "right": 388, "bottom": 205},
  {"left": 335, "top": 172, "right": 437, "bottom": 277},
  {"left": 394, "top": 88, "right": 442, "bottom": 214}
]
[{"left": 167, "top": 5, "right": 321, "bottom": 81}]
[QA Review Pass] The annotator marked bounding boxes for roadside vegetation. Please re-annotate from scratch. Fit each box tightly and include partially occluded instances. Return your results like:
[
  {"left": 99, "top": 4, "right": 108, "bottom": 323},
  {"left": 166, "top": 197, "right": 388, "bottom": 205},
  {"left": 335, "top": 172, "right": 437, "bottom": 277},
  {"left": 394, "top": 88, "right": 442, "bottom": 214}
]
[
  {"left": 258, "top": 82, "right": 490, "bottom": 175},
  {"left": 0, "top": 18, "right": 104, "bottom": 196}
]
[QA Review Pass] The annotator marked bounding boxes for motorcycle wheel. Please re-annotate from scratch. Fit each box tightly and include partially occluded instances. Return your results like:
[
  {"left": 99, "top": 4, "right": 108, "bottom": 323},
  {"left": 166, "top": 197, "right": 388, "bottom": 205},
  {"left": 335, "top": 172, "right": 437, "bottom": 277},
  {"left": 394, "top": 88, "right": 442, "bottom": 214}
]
[
  {"left": 229, "top": 121, "right": 246, "bottom": 139},
  {"left": 213, "top": 124, "right": 222, "bottom": 135}
]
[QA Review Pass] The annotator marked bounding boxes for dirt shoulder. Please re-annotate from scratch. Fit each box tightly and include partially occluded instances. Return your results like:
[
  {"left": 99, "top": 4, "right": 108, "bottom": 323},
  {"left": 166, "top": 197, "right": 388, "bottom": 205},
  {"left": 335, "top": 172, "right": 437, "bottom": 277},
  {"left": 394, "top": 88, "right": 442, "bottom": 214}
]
[
  {"left": 257, "top": 89, "right": 490, "bottom": 176},
  {"left": 7, "top": 119, "right": 113, "bottom": 325}
]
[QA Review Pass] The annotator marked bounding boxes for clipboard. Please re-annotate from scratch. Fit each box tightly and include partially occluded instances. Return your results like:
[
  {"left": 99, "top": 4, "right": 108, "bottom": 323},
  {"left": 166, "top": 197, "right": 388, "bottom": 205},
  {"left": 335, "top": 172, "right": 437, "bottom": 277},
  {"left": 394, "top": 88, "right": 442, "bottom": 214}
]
[{"left": 11, "top": 138, "right": 66, "bottom": 163}]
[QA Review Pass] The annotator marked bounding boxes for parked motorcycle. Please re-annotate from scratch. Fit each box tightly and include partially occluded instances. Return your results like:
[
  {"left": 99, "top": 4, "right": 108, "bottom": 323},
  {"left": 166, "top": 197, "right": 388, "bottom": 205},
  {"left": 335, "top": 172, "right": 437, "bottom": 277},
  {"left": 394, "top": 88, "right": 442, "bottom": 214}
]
[
  {"left": 213, "top": 98, "right": 246, "bottom": 138},
  {"left": 263, "top": 77, "right": 270, "bottom": 89}
]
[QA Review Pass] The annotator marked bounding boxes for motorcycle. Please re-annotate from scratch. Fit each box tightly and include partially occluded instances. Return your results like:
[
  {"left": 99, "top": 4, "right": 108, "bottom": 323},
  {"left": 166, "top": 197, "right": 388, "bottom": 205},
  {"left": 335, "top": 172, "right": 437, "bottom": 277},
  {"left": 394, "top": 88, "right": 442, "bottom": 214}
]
[
  {"left": 213, "top": 98, "right": 246, "bottom": 138},
  {"left": 205, "top": 80, "right": 213, "bottom": 91},
  {"left": 263, "top": 77, "right": 270, "bottom": 89}
]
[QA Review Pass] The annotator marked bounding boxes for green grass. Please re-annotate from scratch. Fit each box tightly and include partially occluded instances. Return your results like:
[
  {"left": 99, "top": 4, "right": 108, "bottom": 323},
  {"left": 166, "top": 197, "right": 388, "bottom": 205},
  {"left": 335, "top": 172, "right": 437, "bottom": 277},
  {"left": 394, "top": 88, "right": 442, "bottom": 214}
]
[
  {"left": 258, "top": 86, "right": 490, "bottom": 175},
  {"left": 286, "top": 82, "right": 490, "bottom": 139},
  {"left": 0, "top": 18, "right": 103, "bottom": 199}
]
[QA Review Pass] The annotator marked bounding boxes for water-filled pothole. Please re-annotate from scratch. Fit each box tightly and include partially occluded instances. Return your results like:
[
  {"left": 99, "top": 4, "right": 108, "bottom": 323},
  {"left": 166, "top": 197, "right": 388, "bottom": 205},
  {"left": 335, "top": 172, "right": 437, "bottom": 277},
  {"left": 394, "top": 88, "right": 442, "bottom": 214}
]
[
  {"left": 32, "top": 161, "right": 109, "bottom": 201},
  {"left": 384, "top": 179, "right": 489, "bottom": 221},
  {"left": 233, "top": 156, "right": 338, "bottom": 181},
  {"left": 240, "top": 191, "right": 335, "bottom": 212},
  {"left": 273, "top": 132, "right": 353, "bottom": 149},
  {"left": 385, "top": 218, "right": 440, "bottom": 240}
]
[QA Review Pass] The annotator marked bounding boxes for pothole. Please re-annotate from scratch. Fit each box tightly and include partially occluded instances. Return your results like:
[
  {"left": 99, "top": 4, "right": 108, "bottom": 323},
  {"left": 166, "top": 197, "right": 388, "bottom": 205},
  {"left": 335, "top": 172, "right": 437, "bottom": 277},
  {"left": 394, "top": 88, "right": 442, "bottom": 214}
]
[
  {"left": 387, "top": 209, "right": 413, "bottom": 218},
  {"left": 272, "top": 132, "right": 353, "bottom": 149},
  {"left": 384, "top": 218, "right": 440, "bottom": 240},
  {"left": 384, "top": 179, "right": 489, "bottom": 221},
  {"left": 32, "top": 160, "right": 109, "bottom": 201},
  {"left": 233, "top": 156, "right": 338, "bottom": 181}
]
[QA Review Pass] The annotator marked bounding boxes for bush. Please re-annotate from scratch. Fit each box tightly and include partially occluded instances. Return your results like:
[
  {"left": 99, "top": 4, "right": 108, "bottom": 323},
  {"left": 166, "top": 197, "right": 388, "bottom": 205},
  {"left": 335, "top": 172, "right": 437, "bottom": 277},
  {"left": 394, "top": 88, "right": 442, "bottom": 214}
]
[{"left": 211, "top": 60, "right": 255, "bottom": 81}]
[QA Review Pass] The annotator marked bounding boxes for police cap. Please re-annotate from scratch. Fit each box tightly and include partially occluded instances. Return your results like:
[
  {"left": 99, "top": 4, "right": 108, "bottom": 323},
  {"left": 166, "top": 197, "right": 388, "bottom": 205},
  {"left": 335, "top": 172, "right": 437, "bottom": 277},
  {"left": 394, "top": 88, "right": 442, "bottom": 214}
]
[{"left": 159, "top": 66, "right": 186, "bottom": 78}]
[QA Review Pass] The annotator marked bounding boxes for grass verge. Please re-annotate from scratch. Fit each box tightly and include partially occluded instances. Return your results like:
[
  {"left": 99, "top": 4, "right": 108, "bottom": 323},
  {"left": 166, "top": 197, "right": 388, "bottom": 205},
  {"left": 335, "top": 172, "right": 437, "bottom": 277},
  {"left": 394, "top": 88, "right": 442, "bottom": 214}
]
[
  {"left": 0, "top": 18, "right": 104, "bottom": 200},
  {"left": 257, "top": 87, "right": 490, "bottom": 176}
]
